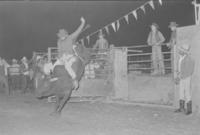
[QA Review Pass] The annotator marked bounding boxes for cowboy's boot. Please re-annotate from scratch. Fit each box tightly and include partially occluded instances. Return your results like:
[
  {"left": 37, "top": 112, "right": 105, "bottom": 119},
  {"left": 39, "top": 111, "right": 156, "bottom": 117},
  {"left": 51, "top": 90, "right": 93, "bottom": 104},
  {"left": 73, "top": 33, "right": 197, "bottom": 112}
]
[
  {"left": 175, "top": 100, "right": 185, "bottom": 113},
  {"left": 185, "top": 101, "right": 192, "bottom": 115}
]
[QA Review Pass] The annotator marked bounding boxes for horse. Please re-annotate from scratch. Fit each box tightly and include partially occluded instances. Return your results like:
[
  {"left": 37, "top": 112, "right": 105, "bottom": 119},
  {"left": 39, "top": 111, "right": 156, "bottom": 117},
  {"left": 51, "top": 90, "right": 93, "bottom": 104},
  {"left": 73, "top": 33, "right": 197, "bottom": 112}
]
[{"left": 36, "top": 43, "right": 90, "bottom": 116}]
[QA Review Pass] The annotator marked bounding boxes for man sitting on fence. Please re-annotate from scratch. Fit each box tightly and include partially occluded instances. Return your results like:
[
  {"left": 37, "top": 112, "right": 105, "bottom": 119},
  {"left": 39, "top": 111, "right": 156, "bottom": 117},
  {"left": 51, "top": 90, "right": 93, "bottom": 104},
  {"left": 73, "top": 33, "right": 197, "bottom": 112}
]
[
  {"left": 53, "top": 17, "right": 86, "bottom": 89},
  {"left": 93, "top": 31, "right": 109, "bottom": 53},
  {"left": 93, "top": 31, "right": 109, "bottom": 68}
]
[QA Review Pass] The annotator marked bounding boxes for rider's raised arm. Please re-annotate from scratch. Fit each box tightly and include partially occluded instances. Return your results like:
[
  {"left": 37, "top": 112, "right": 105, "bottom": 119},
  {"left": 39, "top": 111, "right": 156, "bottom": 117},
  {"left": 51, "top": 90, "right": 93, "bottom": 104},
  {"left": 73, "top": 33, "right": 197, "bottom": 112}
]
[{"left": 70, "top": 17, "right": 86, "bottom": 41}]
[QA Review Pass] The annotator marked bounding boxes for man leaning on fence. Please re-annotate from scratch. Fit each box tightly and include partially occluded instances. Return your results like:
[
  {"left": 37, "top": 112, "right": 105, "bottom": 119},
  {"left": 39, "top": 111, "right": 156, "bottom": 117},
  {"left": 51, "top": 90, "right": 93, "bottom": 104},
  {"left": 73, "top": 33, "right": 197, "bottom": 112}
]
[
  {"left": 174, "top": 40, "right": 195, "bottom": 115},
  {"left": 167, "top": 22, "right": 178, "bottom": 74},
  {"left": 147, "top": 23, "right": 165, "bottom": 75}
]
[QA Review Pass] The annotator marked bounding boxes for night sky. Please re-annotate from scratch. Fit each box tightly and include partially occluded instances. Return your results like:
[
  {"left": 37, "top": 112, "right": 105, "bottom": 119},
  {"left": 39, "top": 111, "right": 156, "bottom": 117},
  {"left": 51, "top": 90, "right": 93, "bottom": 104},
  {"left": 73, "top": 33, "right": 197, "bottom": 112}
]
[{"left": 0, "top": 0, "right": 195, "bottom": 60}]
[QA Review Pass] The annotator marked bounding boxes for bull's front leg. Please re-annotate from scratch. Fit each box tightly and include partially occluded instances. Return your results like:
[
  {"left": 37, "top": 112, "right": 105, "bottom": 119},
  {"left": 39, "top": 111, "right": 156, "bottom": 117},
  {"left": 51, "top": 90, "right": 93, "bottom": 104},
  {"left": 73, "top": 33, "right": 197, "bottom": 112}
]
[{"left": 53, "top": 90, "right": 72, "bottom": 116}]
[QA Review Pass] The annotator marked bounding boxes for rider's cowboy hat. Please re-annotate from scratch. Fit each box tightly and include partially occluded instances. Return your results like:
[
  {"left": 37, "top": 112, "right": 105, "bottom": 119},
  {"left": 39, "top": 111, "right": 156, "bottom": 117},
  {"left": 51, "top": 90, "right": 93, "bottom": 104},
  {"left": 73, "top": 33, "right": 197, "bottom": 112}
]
[
  {"left": 150, "top": 22, "right": 159, "bottom": 29},
  {"left": 168, "top": 22, "right": 178, "bottom": 28},
  {"left": 178, "top": 40, "right": 190, "bottom": 53},
  {"left": 57, "top": 29, "right": 68, "bottom": 37}
]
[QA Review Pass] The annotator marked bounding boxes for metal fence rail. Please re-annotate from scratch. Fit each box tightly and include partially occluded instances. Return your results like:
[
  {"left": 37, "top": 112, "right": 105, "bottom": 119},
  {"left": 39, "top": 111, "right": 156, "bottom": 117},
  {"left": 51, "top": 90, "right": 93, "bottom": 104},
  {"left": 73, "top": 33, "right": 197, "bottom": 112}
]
[{"left": 127, "top": 44, "right": 172, "bottom": 74}]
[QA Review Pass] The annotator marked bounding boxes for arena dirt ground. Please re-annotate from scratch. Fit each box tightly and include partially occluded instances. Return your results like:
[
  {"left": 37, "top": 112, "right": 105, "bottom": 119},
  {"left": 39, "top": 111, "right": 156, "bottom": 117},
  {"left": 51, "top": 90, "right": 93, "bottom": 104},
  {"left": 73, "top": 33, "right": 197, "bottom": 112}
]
[{"left": 0, "top": 93, "right": 199, "bottom": 135}]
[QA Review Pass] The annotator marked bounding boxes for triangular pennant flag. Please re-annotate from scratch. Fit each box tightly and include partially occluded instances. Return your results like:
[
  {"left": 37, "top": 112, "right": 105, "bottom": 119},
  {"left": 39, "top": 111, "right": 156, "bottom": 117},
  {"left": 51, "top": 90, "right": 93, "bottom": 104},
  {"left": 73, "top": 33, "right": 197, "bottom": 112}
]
[
  {"left": 111, "top": 22, "right": 116, "bottom": 32},
  {"left": 140, "top": 5, "right": 146, "bottom": 14},
  {"left": 132, "top": 10, "right": 138, "bottom": 20},
  {"left": 86, "top": 36, "right": 90, "bottom": 44},
  {"left": 124, "top": 14, "right": 129, "bottom": 24},
  {"left": 116, "top": 20, "right": 120, "bottom": 31},
  {"left": 105, "top": 26, "right": 110, "bottom": 35},
  {"left": 149, "top": 0, "right": 155, "bottom": 10},
  {"left": 159, "top": 0, "right": 162, "bottom": 5}
]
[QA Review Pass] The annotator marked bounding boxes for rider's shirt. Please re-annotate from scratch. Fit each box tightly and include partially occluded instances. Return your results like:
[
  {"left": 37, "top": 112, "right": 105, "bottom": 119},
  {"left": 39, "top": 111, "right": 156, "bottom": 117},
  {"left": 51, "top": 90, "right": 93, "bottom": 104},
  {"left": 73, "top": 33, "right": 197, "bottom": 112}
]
[{"left": 57, "top": 35, "right": 76, "bottom": 58}]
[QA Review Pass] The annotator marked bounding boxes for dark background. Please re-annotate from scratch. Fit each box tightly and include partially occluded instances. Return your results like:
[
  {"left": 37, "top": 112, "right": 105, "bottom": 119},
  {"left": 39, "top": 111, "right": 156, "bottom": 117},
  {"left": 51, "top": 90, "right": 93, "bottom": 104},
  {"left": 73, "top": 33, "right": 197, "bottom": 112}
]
[{"left": 0, "top": 0, "right": 195, "bottom": 59}]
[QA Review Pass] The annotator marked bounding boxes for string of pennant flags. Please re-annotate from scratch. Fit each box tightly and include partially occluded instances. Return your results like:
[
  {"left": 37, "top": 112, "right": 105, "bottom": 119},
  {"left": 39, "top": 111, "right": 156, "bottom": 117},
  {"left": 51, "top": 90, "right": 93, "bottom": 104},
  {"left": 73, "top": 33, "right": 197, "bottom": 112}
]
[{"left": 79, "top": 0, "right": 163, "bottom": 45}]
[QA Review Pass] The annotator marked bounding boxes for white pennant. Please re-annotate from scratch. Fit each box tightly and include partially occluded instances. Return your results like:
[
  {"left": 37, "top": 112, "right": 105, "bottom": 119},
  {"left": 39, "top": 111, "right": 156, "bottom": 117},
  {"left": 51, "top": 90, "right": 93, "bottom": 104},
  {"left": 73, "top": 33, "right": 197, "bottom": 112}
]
[
  {"left": 124, "top": 14, "right": 129, "bottom": 24},
  {"left": 87, "top": 36, "right": 90, "bottom": 44},
  {"left": 111, "top": 22, "right": 116, "bottom": 32},
  {"left": 159, "top": 0, "right": 162, "bottom": 5},
  {"left": 140, "top": 5, "right": 146, "bottom": 14},
  {"left": 132, "top": 10, "right": 138, "bottom": 20},
  {"left": 116, "top": 20, "right": 120, "bottom": 31},
  {"left": 149, "top": 0, "right": 155, "bottom": 10},
  {"left": 105, "top": 26, "right": 110, "bottom": 35}
]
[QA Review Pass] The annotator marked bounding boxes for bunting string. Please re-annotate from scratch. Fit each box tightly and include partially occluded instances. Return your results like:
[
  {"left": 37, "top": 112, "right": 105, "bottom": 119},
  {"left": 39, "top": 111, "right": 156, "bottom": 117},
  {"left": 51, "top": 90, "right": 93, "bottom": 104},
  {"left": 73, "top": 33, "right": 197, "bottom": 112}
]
[{"left": 78, "top": 0, "right": 162, "bottom": 44}]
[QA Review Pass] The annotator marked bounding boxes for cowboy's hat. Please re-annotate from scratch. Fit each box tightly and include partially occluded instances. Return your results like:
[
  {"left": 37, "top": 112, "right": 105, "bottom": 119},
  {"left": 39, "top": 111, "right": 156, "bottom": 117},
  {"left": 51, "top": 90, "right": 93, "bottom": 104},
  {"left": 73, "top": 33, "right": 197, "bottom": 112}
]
[
  {"left": 178, "top": 40, "right": 190, "bottom": 53},
  {"left": 150, "top": 22, "right": 159, "bottom": 29},
  {"left": 98, "top": 31, "right": 105, "bottom": 37},
  {"left": 12, "top": 59, "right": 17, "bottom": 63},
  {"left": 21, "top": 56, "right": 27, "bottom": 62},
  {"left": 168, "top": 21, "right": 178, "bottom": 28},
  {"left": 57, "top": 29, "right": 68, "bottom": 37}
]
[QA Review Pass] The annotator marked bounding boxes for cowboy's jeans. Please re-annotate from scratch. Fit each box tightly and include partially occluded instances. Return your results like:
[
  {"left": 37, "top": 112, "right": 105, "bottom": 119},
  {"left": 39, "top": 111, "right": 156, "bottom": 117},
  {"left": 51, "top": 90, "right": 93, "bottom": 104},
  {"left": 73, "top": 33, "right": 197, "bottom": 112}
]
[
  {"left": 54, "top": 54, "right": 76, "bottom": 80},
  {"left": 179, "top": 76, "right": 192, "bottom": 102}
]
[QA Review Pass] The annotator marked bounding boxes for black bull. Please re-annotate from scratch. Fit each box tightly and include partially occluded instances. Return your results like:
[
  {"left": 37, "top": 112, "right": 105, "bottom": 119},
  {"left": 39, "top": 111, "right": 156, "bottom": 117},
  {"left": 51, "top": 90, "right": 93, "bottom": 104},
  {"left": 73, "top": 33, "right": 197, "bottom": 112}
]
[{"left": 36, "top": 44, "right": 90, "bottom": 116}]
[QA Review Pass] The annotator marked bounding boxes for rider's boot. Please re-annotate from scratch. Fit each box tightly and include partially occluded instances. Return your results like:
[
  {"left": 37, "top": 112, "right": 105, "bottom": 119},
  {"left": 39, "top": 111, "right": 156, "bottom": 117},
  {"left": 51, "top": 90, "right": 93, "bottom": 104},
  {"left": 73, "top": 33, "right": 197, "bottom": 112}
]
[{"left": 73, "top": 79, "right": 79, "bottom": 90}]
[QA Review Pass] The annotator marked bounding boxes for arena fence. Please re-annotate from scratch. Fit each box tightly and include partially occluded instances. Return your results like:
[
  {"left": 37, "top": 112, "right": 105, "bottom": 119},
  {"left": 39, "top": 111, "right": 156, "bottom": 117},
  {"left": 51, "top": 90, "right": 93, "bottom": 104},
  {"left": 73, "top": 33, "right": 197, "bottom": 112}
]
[{"left": 33, "top": 44, "right": 172, "bottom": 78}]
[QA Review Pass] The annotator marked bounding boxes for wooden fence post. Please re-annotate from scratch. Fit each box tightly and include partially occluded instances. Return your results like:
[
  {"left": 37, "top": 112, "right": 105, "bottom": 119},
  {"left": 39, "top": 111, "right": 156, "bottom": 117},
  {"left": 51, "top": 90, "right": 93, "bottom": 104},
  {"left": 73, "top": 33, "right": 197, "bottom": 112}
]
[
  {"left": 47, "top": 48, "right": 51, "bottom": 62},
  {"left": 112, "top": 47, "right": 129, "bottom": 99}
]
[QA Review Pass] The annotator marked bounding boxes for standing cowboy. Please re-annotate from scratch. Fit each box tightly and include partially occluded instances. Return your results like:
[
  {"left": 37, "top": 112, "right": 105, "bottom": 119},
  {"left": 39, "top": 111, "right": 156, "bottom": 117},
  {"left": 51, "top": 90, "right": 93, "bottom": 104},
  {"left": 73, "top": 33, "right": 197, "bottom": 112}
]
[
  {"left": 147, "top": 23, "right": 165, "bottom": 75},
  {"left": 54, "top": 17, "right": 86, "bottom": 89},
  {"left": 20, "top": 56, "right": 29, "bottom": 92},
  {"left": 167, "top": 22, "right": 178, "bottom": 74},
  {"left": 9, "top": 59, "right": 21, "bottom": 90},
  {"left": 174, "top": 40, "right": 195, "bottom": 115}
]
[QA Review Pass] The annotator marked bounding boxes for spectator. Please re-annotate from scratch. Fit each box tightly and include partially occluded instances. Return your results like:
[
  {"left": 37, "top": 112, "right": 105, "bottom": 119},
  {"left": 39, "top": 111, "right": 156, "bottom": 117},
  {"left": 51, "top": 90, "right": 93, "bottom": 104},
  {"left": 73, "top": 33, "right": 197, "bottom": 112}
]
[
  {"left": 147, "top": 23, "right": 165, "bottom": 75},
  {"left": 93, "top": 31, "right": 109, "bottom": 51},
  {"left": 93, "top": 31, "right": 109, "bottom": 67},
  {"left": 0, "top": 57, "right": 9, "bottom": 94},
  {"left": 167, "top": 22, "right": 178, "bottom": 73},
  {"left": 43, "top": 57, "right": 53, "bottom": 77},
  {"left": 9, "top": 59, "right": 21, "bottom": 90},
  {"left": 20, "top": 56, "right": 29, "bottom": 93}
]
